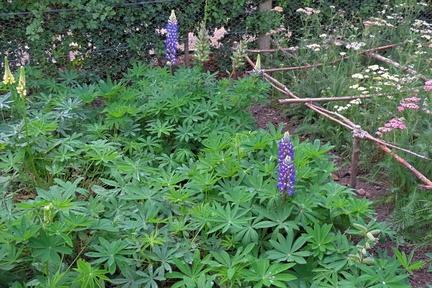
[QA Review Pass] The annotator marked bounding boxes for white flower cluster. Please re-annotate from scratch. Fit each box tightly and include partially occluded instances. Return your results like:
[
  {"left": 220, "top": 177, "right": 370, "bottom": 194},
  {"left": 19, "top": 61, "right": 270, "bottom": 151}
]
[
  {"left": 350, "top": 65, "right": 415, "bottom": 92},
  {"left": 306, "top": 43, "right": 321, "bottom": 51},
  {"left": 346, "top": 41, "right": 366, "bottom": 50},
  {"left": 296, "top": 7, "right": 321, "bottom": 15},
  {"left": 334, "top": 98, "right": 362, "bottom": 112},
  {"left": 411, "top": 19, "right": 432, "bottom": 41},
  {"left": 349, "top": 84, "right": 369, "bottom": 94}
]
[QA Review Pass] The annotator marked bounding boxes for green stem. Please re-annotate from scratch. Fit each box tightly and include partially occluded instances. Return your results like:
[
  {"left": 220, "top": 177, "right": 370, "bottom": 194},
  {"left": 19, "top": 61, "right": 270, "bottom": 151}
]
[{"left": 22, "top": 97, "right": 42, "bottom": 187}]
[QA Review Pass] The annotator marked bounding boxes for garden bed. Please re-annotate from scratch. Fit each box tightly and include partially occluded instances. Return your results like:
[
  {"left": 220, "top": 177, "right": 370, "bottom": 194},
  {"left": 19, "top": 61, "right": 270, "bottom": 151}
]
[{"left": 250, "top": 103, "right": 432, "bottom": 287}]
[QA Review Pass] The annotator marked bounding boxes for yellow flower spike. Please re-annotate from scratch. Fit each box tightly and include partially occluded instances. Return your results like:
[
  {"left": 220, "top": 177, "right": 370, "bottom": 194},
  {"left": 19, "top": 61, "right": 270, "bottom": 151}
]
[
  {"left": 3, "top": 57, "right": 15, "bottom": 85},
  {"left": 17, "top": 66, "right": 26, "bottom": 98}
]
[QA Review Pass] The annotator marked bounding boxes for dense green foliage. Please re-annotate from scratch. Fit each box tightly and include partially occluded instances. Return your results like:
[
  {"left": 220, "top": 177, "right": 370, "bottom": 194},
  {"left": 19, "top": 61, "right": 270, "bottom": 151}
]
[{"left": 0, "top": 65, "right": 424, "bottom": 287}]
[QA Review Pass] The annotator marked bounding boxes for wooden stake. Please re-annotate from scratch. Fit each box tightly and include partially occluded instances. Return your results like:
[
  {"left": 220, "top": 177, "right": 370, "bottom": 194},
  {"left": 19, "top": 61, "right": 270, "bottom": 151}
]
[
  {"left": 185, "top": 33, "right": 190, "bottom": 67},
  {"left": 349, "top": 126, "right": 362, "bottom": 189},
  {"left": 258, "top": 1, "right": 272, "bottom": 50}
]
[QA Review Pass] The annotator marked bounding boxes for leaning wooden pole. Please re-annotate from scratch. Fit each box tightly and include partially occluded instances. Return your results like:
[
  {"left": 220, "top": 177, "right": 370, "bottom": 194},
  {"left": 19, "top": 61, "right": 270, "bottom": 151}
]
[
  {"left": 375, "top": 143, "right": 432, "bottom": 190},
  {"left": 366, "top": 52, "right": 429, "bottom": 83},
  {"left": 244, "top": 54, "right": 432, "bottom": 191}
]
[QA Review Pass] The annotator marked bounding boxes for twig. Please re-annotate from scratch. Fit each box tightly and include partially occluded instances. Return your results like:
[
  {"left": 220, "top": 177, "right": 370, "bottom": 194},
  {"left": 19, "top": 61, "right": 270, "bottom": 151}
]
[
  {"left": 246, "top": 43, "right": 402, "bottom": 74},
  {"left": 313, "top": 106, "right": 431, "bottom": 160},
  {"left": 375, "top": 143, "right": 432, "bottom": 188},
  {"left": 279, "top": 88, "right": 419, "bottom": 103},
  {"left": 247, "top": 47, "right": 298, "bottom": 53},
  {"left": 358, "top": 43, "right": 403, "bottom": 54},
  {"left": 366, "top": 52, "right": 430, "bottom": 83}
]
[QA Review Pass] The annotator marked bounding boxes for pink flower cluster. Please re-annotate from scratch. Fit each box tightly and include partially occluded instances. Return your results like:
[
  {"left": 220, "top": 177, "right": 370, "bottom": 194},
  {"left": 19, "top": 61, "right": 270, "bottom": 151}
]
[
  {"left": 423, "top": 80, "right": 432, "bottom": 91},
  {"left": 397, "top": 96, "right": 421, "bottom": 112},
  {"left": 376, "top": 118, "right": 406, "bottom": 136}
]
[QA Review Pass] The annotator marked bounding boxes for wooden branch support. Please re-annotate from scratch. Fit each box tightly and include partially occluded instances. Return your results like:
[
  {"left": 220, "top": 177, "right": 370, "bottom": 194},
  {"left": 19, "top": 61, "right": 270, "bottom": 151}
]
[
  {"left": 279, "top": 89, "right": 419, "bottom": 104},
  {"left": 247, "top": 48, "right": 298, "bottom": 53},
  {"left": 375, "top": 143, "right": 432, "bottom": 189},
  {"left": 245, "top": 57, "right": 350, "bottom": 74},
  {"left": 244, "top": 52, "right": 432, "bottom": 191},
  {"left": 358, "top": 43, "right": 403, "bottom": 54},
  {"left": 366, "top": 52, "right": 429, "bottom": 83},
  {"left": 246, "top": 43, "right": 402, "bottom": 74}
]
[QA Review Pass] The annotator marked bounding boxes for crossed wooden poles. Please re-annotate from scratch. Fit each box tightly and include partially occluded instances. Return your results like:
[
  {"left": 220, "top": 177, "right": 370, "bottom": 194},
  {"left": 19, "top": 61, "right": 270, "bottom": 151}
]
[{"left": 244, "top": 43, "right": 432, "bottom": 191}]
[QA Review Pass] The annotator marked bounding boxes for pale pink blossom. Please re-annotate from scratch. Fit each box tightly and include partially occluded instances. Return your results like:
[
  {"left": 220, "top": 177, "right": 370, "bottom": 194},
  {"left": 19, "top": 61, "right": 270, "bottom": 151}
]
[
  {"left": 423, "top": 80, "right": 432, "bottom": 91},
  {"left": 376, "top": 118, "right": 406, "bottom": 135}
]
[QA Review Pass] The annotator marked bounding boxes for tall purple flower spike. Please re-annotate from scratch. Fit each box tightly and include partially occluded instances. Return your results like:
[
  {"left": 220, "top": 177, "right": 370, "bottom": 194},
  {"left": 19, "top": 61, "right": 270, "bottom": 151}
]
[
  {"left": 166, "top": 10, "right": 178, "bottom": 66},
  {"left": 277, "top": 132, "right": 296, "bottom": 197}
]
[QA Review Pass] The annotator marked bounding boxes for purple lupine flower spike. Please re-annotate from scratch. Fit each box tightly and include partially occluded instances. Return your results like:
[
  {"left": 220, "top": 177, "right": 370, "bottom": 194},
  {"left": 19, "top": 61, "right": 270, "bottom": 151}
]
[
  {"left": 277, "top": 132, "right": 296, "bottom": 197},
  {"left": 166, "top": 10, "right": 178, "bottom": 66}
]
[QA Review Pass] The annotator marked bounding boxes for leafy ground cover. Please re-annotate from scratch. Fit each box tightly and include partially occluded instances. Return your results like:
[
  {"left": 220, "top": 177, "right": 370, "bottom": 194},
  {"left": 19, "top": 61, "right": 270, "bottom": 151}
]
[{"left": 0, "top": 58, "right": 430, "bottom": 287}]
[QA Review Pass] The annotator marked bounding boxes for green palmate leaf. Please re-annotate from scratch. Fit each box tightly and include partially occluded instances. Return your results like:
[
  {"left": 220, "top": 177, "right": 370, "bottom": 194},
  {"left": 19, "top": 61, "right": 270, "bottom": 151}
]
[
  {"left": 7, "top": 217, "right": 41, "bottom": 242},
  {"left": 146, "top": 119, "right": 176, "bottom": 138},
  {"left": 392, "top": 248, "right": 425, "bottom": 275},
  {"left": 253, "top": 204, "right": 298, "bottom": 233},
  {"left": 180, "top": 105, "right": 204, "bottom": 125},
  {"left": 242, "top": 258, "right": 296, "bottom": 288},
  {"left": 201, "top": 132, "right": 232, "bottom": 152},
  {"left": 102, "top": 102, "right": 128, "bottom": 118},
  {"left": 114, "top": 156, "right": 155, "bottom": 181},
  {"left": 167, "top": 249, "right": 211, "bottom": 288},
  {"left": 0, "top": 150, "right": 25, "bottom": 173},
  {"left": 27, "top": 119, "right": 59, "bottom": 137},
  {"left": 0, "top": 243, "right": 24, "bottom": 271},
  {"left": 292, "top": 193, "right": 323, "bottom": 227},
  {"left": 266, "top": 229, "right": 311, "bottom": 264},
  {"left": 207, "top": 203, "right": 253, "bottom": 234},
  {"left": 0, "top": 92, "right": 13, "bottom": 109},
  {"left": 73, "top": 259, "right": 110, "bottom": 288},
  {"left": 240, "top": 130, "right": 274, "bottom": 151},
  {"left": 89, "top": 219, "right": 119, "bottom": 233},
  {"left": 98, "top": 77, "right": 123, "bottom": 99},
  {"left": 28, "top": 230, "right": 72, "bottom": 264},
  {"left": 85, "top": 142, "right": 121, "bottom": 164},
  {"left": 304, "top": 223, "right": 337, "bottom": 260},
  {"left": 208, "top": 243, "right": 255, "bottom": 286},
  {"left": 85, "top": 237, "right": 135, "bottom": 275},
  {"left": 73, "top": 83, "right": 99, "bottom": 103}
]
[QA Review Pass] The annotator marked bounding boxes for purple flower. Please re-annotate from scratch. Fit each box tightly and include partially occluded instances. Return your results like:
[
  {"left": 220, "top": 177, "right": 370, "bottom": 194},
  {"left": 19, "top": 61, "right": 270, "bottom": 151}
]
[
  {"left": 277, "top": 132, "right": 296, "bottom": 197},
  {"left": 165, "top": 10, "right": 178, "bottom": 65}
]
